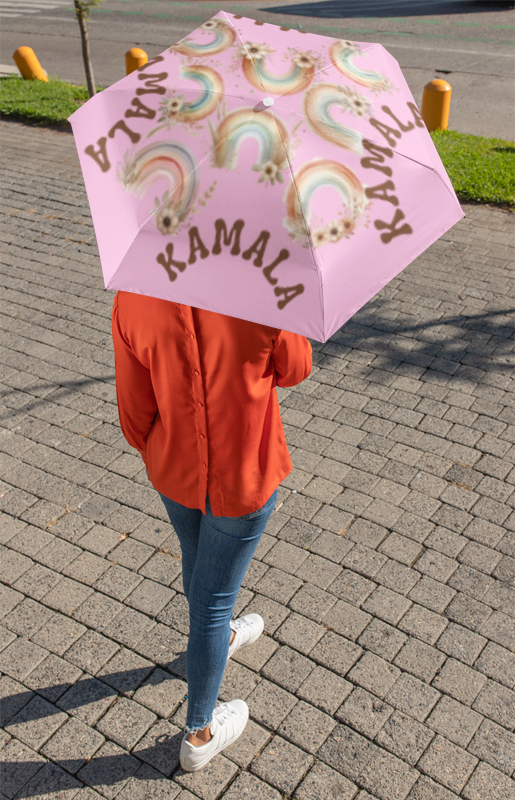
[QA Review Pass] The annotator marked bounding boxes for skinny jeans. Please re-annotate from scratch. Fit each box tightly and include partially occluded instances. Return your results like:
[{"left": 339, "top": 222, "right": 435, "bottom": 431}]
[{"left": 158, "top": 489, "right": 278, "bottom": 732}]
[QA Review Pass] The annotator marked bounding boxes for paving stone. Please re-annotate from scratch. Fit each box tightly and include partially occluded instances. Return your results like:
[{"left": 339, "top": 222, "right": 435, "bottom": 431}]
[
  {"left": 42, "top": 577, "right": 94, "bottom": 615},
  {"left": 276, "top": 517, "right": 321, "bottom": 548},
  {"left": 175, "top": 754, "right": 239, "bottom": 800},
  {"left": 324, "top": 599, "right": 372, "bottom": 641},
  {"left": 337, "top": 687, "right": 394, "bottom": 739},
  {"left": 222, "top": 719, "right": 271, "bottom": 768},
  {"left": 232, "top": 631, "right": 279, "bottom": 672},
  {"left": 342, "top": 543, "right": 388, "bottom": 579},
  {"left": 35, "top": 537, "right": 82, "bottom": 572},
  {"left": 362, "top": 586, "right": 412, "bottom": 626},
  {"left": 348, "top": 651, "right": 401, "bottom": 699},
  {"left": 468, "top": 717, "right": 515, "bottom": 776},
  {"left": 398, "top": 603, "right": 448, "bottom": 645},
  {"left": 278, "top": 699, "right": 336, "bottom": 753},
  {"left": 12, "top": 760, "right": 82, "bottom": 800},
  {"left": 12, "top": 563, "right": 62, "bottom": 600},
  {"left": 408, "top": 776, "right": 460, "bottom": 800},
  {"left": 215, "top": 770, "right": 281, "bottom": 800},
  {"left": 77, "top": 739, "right": 141, "bottom": 799},
  {"left": 260, "top": 645, "right": 314, "bottom": 694},
  {"left": 115, "top": 764, "right": 181, "bottom": 800},
  {"left": 357, "top": 747, "right": 419, "bottom": 800},
  {"left": 0, "top": 737, "right": 46, "bottom": 798},
  {"left": 375, "top": 710, "right": 435, "bottom": 766},
  {"left": 445, "top": 593, "right": 493, "bottom": 632},
  {"left": 24, "top": 653, "right": 83, "bottom": 704},
  {"left": 275, "top": 612, "right": 325, "bottom": 655},
  {"left": 65, "top": 630, "right": 120, "bottom": 675},
  {"left": 311, "top": 631, "right": 363, "bottom": 677},
  {"left": 126, "top": 579, "right": 175, "bottom": 618},
  {"left": 251, "top": 734, "right": 314, "bottom": 795},
  {"left": 319, "top": 723, "right": 379, "bottom": 781},
  {"left": 5, "top": 693, "right": 68, "bottom": 750},
  {"left": 31, "top": 613, "right": 86, "bottom": 656},
  {"left": 478, "top": 610, "right": 515, "bottom": 652},
  {"left": 346, "top": 518, "right": 389, "bottom": 550},
  {"left": 0, "top": 584, "right": 23, "bottom": 621},
  {"left": 394, "top": 637, "right": 447, "bottom": 683},
  {"left": 297, "top": 665, "right": 352, "bottom": 715},
  {"left": 0, "top": 676, "right": 33, "bottom": 727},
  {"left": 474, "top": 642, "right": 515, "bottom": 689},
  {"left": 219, "top": 658, "right": 261, "bottom": 702},
  {"left": 462, "top": 762, "right": 515, "bottom": 800},
  {"left": 295, "top": 552, "right": 342, "bottom": 590},
  {"left": 295, "top": 762, "right": 358, "bottom": 800},
  {"left": 235, "top": 594, "right": 288, "bottom": 636},
  {"left": 57, "top": 675, "right": 118, "bottom": 726},
  {"left": 95, "top": 696, "right": 157, "bottom": 750},
  {"left": 473, "top": 679, "right": 515, "bottom": 730},
  {"left": 92, "top": 563, "right": 143, "bottom": 600},
  {"left": 0, "top": 637, "right": 48, "bottom": 682},
  {"left": 408, "top": 575, "right": 456, "bottom": 614},
  {"left": 255, "top": 567, "right": 303, "bottom": 605},
  {"left": 3, "top": 598, "right": 53, "bottom": 639},
  {"left": 133, "top": 669, "right": 187, "bottom": 718},
  {"left": 436, "top": 623, "right": 487, "bottom": 666},
  {"left": 328, "top": 569, "right": 377, "bottom": 607},
  {"left": 132, "top": 718, "right": 182, "bottom": 776},
  {"left": 263, "top": 540, "right": 308, "bottom": 575},
  {"left": 417, "top": 734, "right": 478, "bottom": 794},
  {"left": 40, "top": 716, "right": 105, "bottom": 774},
  {"left": 63, "top": 550, "right": 110, "bottom": 585},
  {"left": 385, "top": 673, "right": 440, "bottom": 722},
  {"left": 72, "top": 591, "right": 123, "bottom": 629},
  {"left": 358, "top": 618, "right": 408, "bottom": 662},
  {"left": 247, "top": 679, "right": 297, "bottom": 730},
  {"left": 77, "top": 525, "right": 121, "bottom": 556},
  {"left": 375, "top": 559, "right": 421, "bottom": 596},
  {"left": 433, "top": 658, "right": 487, "bottom": 706},
  {"left": 96, "top": 648, "right": 154, "bottom": 697},
  {"left": 101, "top": 606, "right": 156, "bottom": 649},
  {"left": 426, "top": 695, "right": 483, "bottom": 748},
  {"left": 135, "top": 625, "right": 189, "bottom": 676}
]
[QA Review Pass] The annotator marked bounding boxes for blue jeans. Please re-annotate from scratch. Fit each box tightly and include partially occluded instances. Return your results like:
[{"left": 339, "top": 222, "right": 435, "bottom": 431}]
[{"left": 158, "top": 490, "right": 278, "bottom": 732}]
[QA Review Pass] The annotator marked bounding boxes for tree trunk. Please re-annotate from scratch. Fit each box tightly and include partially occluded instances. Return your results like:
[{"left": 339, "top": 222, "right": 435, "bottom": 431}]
[{"left": 74, "top": 1, "right": 96, "bottom": 97}]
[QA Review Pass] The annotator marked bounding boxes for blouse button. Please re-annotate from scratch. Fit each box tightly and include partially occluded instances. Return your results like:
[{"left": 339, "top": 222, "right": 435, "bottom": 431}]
[
  {"left": 190, "top": 334, "right": 195, "bottom": 339},
  {"left": 199, "top": 433, "right": 205, "bottom": 439},
  {"left": 194, "top": 370, "right": 200, "bottom": 376}
]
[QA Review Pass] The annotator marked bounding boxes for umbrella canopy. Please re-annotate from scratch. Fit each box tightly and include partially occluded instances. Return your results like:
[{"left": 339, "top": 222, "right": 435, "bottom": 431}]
[{"left": 69, "top": 12, "right": 463, "bottom": 342}]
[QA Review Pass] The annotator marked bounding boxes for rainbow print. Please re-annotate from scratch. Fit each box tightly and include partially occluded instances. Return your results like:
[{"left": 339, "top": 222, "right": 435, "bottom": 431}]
[
  {"left": 304, "top": 84, "right": 367, "bottom": 155},
  {"left": 210, "top": 108, "right": 289, "bottom": 185},
  {"left": 170, "top": 18, "right": 236, "bottom": 57},
  {"left": 284, "top": 159, "right": 368, "bottom": 248},
  {"left": 119, "top": 142, "right": 199, "bottom": 235},
  {"left": 148, "top": 65, "right": 224, "bottom": 136},
  {"left": 238, "top": 44, "right": 317, "bottom": 95},
  {"left": 330, "top": 40, "right": 393, "bottom": 94}
]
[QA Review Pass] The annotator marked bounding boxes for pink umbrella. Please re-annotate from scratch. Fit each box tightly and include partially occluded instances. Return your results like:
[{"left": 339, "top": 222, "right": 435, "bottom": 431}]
[{"left": 68, "top": 12, "right": 463, "bottom": 342}]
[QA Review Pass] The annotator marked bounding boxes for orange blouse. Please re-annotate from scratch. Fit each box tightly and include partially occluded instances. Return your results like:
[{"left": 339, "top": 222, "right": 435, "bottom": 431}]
[{"left": 111, "top": 292, "right": 312, "bottom": 517}]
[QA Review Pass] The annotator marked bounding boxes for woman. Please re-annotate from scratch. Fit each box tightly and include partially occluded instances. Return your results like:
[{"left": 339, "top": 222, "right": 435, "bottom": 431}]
[{"left": 112, "top": 291, "right": 312, "bottom": 771}]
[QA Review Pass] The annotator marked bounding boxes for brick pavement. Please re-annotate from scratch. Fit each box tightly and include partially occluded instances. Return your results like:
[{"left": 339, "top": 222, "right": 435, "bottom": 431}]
[{"left": 0, "top": 119, "right": 514, "bottom": 800}]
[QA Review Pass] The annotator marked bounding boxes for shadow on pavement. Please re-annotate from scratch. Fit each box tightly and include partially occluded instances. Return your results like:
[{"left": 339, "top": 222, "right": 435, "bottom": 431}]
[{"left": 265, "top": 0, "right": 514, "bottom": 19}]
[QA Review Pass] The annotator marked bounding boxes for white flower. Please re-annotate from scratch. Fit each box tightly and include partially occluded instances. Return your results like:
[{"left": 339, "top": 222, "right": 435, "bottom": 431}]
[
  {"left": 155, "top": 207, "right": 180, "bottom": 235},
  {"left": 291, "top": 51, "right": 316, "bottom": 69},
  {"left": 339, "top": 39, "right": 357, "bottom": 51},
  {"left": 345, "top": 89, "right": 372, "bottom": 118},
  {"left": 240, "top": 42, "right": 274, "bottom": 61},
  {"left": 255, "top": 160, "right": 282, "bottom": 185},
  {"left": 201, "top": 19, "right": 219, "bottom": 31},
  {"left": 312, "top": 227, "right": 328, "bottom": 247}
]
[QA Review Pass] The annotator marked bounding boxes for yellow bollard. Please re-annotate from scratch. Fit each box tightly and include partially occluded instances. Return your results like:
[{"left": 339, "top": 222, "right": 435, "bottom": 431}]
[
  {"left": 126, "top": 47, "right": 148, "bottom": 75},
  {"left": 12, "top": 46, "right": 48, "bottom": 82},
  {"left": 421, "top": 79, "right": 452, "bottom": 132}
]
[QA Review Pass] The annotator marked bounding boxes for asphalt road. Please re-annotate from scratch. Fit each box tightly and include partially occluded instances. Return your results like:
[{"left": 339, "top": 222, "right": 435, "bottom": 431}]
[{"left": 2, "top": 0, "right": 515, "bottom": 139}]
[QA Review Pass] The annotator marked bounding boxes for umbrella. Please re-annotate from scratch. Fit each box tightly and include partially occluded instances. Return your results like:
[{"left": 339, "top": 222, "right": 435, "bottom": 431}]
[{"left": 68, "top": 12, "right": 463, "bottom": 342}]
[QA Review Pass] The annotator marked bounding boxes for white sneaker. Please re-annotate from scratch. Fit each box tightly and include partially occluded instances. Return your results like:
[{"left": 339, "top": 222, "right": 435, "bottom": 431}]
[
  {"left": 227, "top": 613, "right": 264, "bottom": 660},
  {"left": 180, "top": 699, "right": 249, "bottom": 772}
]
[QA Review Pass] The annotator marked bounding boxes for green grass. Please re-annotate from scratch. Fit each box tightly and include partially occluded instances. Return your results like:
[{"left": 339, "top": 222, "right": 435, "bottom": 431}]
[
  {"left": 0, "top": 75, "right": 91, "bottom": 125},
  {"left": 1, "top": 76, "right": 513, "bottom": 207},
  {"left": 430, "top": 129, "right": 514, "bottom": 208}
]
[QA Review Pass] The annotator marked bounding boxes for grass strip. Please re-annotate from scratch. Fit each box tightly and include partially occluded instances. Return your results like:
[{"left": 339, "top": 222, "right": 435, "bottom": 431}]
[
  {"left": 1, "top": 76, "right": 513, "bottom": 207},
  {"left": 0, "top": 76, "right": 90, "bottom": 125},
  {"left": 430, "top": 129, "right": 514, "bottom": 208}
]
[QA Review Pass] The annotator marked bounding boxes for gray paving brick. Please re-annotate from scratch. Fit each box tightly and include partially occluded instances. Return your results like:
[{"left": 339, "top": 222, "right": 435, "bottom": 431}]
[
  {"left": 462, "top": 762, "right": 515, "bottom": 800},
  {"left": 385, "top": 673, "right": 441, "bottom": 722},
  {"left": 337, "top": 687, "right": 394, "bottom": 739},
  {"left": 278, "top": 699, "right": 336, "bottom": 753},
  {"left": 433, "top": 658, "right": 487, "bottom": 705},
  {"left": 0, "top": 737, "right": 46, "bottom": 798},
  {"left": 77, "top": 739, "right": 141, "bottom": 798},
  {"left": 3, "top": 598, "right": 53, "bottom": 639},
  {"left": 297, "top": 665, "right": 352, "bottom": 716},
  {"left": 328, "top": 569, "right": 377, "bottom": 606},
  {"left": 357, "top": 747, "right": 419, "bottom": 800},
  {"left": 31, "top": 612, "right": 86, "bottom": 656},
  {"left": 132, "top": 669, "right": 187, "bottom": 718},
  {"left": 5, "top": 693, "right": 68, "bottom": 750},
  {"left": 132, "top": 718, "right": 182, "bottom": 777},
  {"left": 319, "top": 723, "right": 379, "bottom": 781},
  {"left": 474, "top": 642, "right": 515, "bottom": 689},
  {"left": 472, "top": 679, "right": 515, "bottom": 730},
  {"left": 407, "top": 776, "right": 460, "bottom": 800},
  {"left": 324, "top": 600, "right": 372, "bottom": 641},
  {"left": 0, "top": 637, "right": 48, "bottom": 682},
  {"left": 221, "top": 771, "right": 281, "bottom": 800},
  {"left": 358, "top": 618, "right": 408, "bottom": 662},
  {"left": 289, "top": 582, "right": 337, "bottom": 623},
  {"left": 342, "top": 543, "right": 388, "bottom": 579},
  {"left": 0, "top": 675, "right": 33, "bottom": 727},
  {"left": 362, "top": 586, "right": 412, "bottom": 626},
  {"left": 418, "top": 734, "right": 478, "bottom": 794},
  {"left": 251, "top": 734, "right": 314, "bottom": 795},
  {"left": 376, "top": 710, "right": 435, "bottom": 766},
  {"left": 436, "top": 623, "right": 487, "bottom": 666},
  {"left": 295, "top": 762, "right": 358, "bottom": 800},
  {"left": 426, "top": 695, "right": 483, "bottom": 747},
  {"left": 394, "top": 637, "right": 446, "bottom": 683}
]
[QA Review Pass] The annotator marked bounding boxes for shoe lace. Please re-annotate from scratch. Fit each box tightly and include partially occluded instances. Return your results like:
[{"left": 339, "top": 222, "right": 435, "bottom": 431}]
[
  {"left": 212, "top": 703, "right": 238, "bottom": 729},
  {"left": 230, "top": 616, "right": 251, "bottom": 634}
]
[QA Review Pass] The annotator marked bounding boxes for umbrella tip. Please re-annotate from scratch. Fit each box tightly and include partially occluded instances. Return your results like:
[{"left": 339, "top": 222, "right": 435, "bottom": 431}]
[{"left": 254, "top": 97, "right": 275, "bottom": 113}]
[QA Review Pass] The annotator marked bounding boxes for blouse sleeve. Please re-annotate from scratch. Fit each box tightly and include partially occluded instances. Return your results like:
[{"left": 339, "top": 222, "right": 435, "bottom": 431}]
[{"left": 271, "top": 330, "right": 312, "bottom": 388}]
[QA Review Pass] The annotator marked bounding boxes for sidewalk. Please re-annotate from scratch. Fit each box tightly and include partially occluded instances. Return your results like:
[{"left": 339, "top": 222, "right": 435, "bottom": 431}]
[{"left": 0, "top": 119, "right": 514, "bottom": 800}]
